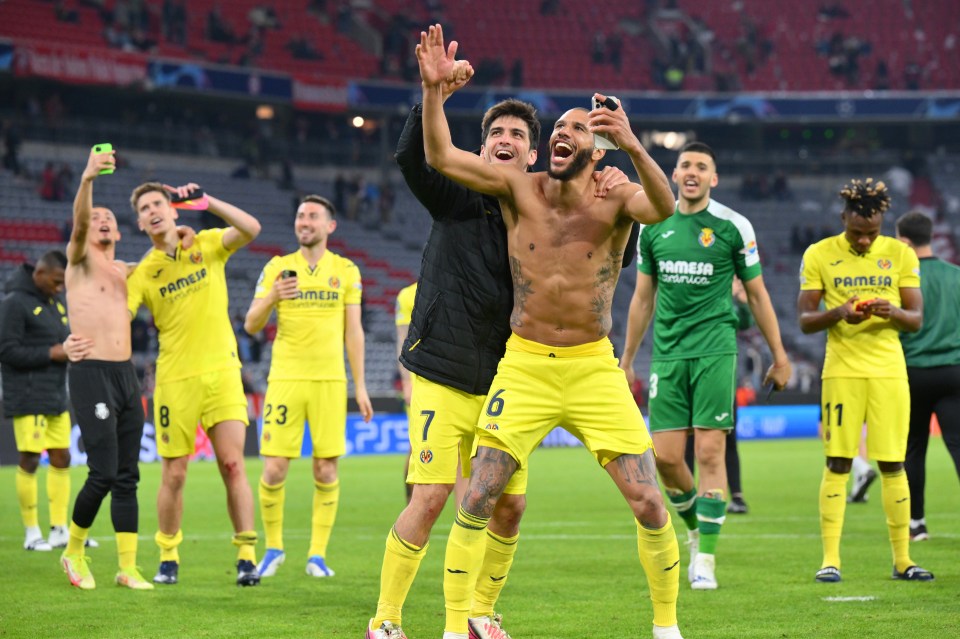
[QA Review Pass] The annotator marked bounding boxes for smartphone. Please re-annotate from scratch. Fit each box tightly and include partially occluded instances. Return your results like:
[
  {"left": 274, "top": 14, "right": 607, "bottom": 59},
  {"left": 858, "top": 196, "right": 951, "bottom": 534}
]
[
  {"left": 590, "top": 96, "right": 620, "bottom": 150},
  {"left": 171, "top": 188, "right": 209, "bottom": 210},
  {"left": 92, "top": 143, "right": 114, "bottom": 175},
  {"left": 280, "top": 270, "right": 297, "bottom": 279}
]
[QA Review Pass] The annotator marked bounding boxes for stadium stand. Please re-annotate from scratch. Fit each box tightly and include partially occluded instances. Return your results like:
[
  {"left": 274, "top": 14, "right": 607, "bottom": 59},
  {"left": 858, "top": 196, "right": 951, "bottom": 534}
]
[{"left": 1, "top": 0, "right": 958, "bottom": 90}]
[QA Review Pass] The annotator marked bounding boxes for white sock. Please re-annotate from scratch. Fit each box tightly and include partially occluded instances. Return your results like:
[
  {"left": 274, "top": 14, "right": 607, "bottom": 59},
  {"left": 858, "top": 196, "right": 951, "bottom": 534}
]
[{"left": 910, "top": 518, "right": 926, "bottom": 527}]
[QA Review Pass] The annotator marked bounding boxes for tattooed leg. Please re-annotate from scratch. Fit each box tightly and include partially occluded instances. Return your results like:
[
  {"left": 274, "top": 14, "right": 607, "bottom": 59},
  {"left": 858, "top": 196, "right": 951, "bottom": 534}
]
[
  {"left": 606, "top": 450, "right": 669, "bottom": 529},
  {"left": 462, "top": 447, "right": 518, "bottom": 519}
]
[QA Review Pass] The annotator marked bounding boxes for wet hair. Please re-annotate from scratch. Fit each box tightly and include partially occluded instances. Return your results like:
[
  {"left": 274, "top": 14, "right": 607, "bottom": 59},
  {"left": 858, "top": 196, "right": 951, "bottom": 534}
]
[
  {"left": 840, "top": 178, "right": 891, "bottom": 218},
  {"left": 481, "top": 99, "right": 541, "bottom": 151},
  {"left": 130, "top": 182, "right": 170, "bottom": 212},
  {"left": 301, "top": 194, "right": 336, "bottom": 218},
  {"left": 37, "top": 250, "right": 67, "bottom": 271},
  {"left": 678, "top": 141, "right": 716, "bottom": 165},
  {"left": 896, "top": 210, "right": 932, "bottom": 246}
]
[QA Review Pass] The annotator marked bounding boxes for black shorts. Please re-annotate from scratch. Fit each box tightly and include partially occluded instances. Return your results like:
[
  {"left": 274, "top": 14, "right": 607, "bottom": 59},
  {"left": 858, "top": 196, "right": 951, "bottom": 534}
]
[{"left": 69, "top": 359, "right": 144, "bottom": 449}]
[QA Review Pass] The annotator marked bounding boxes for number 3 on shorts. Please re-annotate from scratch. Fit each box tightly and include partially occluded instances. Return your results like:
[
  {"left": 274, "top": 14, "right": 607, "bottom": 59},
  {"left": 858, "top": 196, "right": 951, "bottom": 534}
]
[
  {"left": 648, "top": 373, "right": 659, "bottom": 399},
  {"left": 486, "top": 389, "right": 505, "bottom": 417}
]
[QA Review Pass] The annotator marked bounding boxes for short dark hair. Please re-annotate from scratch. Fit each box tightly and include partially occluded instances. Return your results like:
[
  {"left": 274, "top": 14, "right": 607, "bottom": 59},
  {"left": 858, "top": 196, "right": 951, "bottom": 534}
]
[
  {"left": 840, "top": 178, "right": 891, "bottom": 218},
  {"left": 678, "top": 141, "right": 716, "bottom": 165},
  {"left": 37, "top": 250, "right": 67, "bottom": 270},
  {"left": 130, "top": 182, "right": 170, "bottom": 212},
  {"left": 481, "top": 99, "right": 540, "bottom": 151},
  {"left": 896, "top": 210, "right": 932, "bottom": 246},
  {"left": 301, "top": 194, "right": 336, "bottom": 217}
]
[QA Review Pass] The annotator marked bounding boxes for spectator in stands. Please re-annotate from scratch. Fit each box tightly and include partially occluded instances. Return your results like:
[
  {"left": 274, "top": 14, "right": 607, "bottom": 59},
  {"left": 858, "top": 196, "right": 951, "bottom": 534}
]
[
  {"left": 903, "top": 61, "right": 923, "bottom": 90},
  {"left": 207, "top": 5, "right": 238, "bottom": 44},
  {"left": 287, "top": 34, "right": 324, "bottom": 60},
  {"left": 40, "top": 163, "right": 63, "bottom": 202},
  {"left": 55, "top": 1, "right": 80, "bottom": 24},
  {"left": 2, "top": 120, "right": 22, "bottom": 176},
  {"left": 592, "top": 31, "right": 607, "bottom": 64},
  {"left": 509, "top": 58, "right": 524, "bottom": 87},
  {"left": 772, "top": 171, "right": 792, "bottom": 201},
  {"left": 874, "top": 59, "right": 891, "bottom": 90}
]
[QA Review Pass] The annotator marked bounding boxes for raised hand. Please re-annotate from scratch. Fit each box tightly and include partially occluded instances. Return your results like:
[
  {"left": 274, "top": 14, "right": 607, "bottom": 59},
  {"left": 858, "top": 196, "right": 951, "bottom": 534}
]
[
  {"left": 164, "top": 182, "right": 201, "bottom": 201},
  {"left": 441, "top": 59, "right": 475, "bottom": 101},
  {"left": 82, "top": 148, "right": 115, "bottom": 182},
  {"left": 588, "top": 93, "right": 641, "bottom": 153},
  {"left": 416, "top": 24, "right": 460, "bottom": 89}
]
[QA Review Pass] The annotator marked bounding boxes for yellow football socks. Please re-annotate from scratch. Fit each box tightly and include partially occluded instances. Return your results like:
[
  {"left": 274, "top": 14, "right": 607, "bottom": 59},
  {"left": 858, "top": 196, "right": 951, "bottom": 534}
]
[
  {"left": 155, "top": 529, "right": 183, "bottom": 563},
  {"left": 470, "top": 530, "right": 519, "bottom": 618},
  {"left": 880, "top": 470, "right": 912, "bottom": 572},
  {"left": 309, "top": 479, "right": 339, "bottom": 558},
  {"left": 444, "top": 508, "right": 490, "bottom": 635},
  {"left": 47, "top": 466, "right": 71, "bottom": 528},
  {"left": 373, "top": 527, "right": 428, "bottom": 628},
  {"left": 259, "top": 478, "right": 286, "bottom": 550},
  {"left": 117, "top": 532, "right": 138, "bottom": 570},
  {"left": 67, "top": 521, "right": 89, "bottom": 556},
  {"left": 637, "top": 514, "right": 680, "bottom": 628},
  {"left": 819, "top": 468, "right": 849, "bottom": 569},
  {"left": 233, "top": 531, "right": 258, "bottom": 562},
  {"left": 15, "top": 467, "right": 38, "bottom": 528}
]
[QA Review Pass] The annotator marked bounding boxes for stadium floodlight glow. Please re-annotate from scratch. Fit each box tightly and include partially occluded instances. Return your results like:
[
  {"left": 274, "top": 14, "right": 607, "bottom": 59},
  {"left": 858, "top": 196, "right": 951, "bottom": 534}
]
[
  {"left": 352, "top": 116, "right": 365, "bottom": 128},
  {"left": 256, "top": 105, "right": 274, "bottom": 120},
  {"left": 648, "top": 131, "right": 688, "bottom": 151}
]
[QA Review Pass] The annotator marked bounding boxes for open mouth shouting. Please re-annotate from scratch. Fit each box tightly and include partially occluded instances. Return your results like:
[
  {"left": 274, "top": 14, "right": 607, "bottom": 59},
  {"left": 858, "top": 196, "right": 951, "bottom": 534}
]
[{"left": 551, "top": 140, "right": 574, "bottom": 165}]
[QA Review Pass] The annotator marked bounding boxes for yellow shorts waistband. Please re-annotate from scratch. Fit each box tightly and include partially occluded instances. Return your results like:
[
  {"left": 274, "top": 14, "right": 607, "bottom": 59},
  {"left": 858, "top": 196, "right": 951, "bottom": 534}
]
[{"left": 505, "top": 333, "right": 613, "bottom": 358}]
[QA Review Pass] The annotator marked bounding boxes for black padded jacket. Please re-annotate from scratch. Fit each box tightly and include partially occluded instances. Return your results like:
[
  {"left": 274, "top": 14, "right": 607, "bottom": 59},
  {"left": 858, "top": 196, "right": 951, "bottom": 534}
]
[
  {"left": 395, "top": 103, "right": 513, "bottom": 396},
  {"left": 0, "top": 264, "right": 70, "bottom": 417}
]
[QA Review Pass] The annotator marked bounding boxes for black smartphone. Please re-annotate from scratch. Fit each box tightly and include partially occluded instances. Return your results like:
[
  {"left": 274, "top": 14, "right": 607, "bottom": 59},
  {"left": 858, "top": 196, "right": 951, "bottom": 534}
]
[
  {"left": 171, "top": 187, "right": 204, "bottom": 204},
  {"left": 281, "top": 270, "right": 297, "bottom": 279}
]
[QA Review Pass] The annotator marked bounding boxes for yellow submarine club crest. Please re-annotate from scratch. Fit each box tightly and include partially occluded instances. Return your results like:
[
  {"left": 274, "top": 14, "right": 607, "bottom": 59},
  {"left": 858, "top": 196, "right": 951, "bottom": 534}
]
[{"left": 698, "top": 228, "right": 716, "bottom": 248}]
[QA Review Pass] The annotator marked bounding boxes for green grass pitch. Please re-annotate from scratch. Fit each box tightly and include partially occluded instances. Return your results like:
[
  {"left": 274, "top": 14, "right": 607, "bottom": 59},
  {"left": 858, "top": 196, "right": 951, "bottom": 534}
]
[{"left": 0, "top": 438, "right": 957, "bottom": 638}]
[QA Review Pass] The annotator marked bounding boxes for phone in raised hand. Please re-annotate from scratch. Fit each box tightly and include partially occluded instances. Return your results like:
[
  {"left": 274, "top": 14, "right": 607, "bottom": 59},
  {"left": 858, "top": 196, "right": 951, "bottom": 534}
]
[{"left": 591, "top": 95, "right": 620, "bottom": 150}]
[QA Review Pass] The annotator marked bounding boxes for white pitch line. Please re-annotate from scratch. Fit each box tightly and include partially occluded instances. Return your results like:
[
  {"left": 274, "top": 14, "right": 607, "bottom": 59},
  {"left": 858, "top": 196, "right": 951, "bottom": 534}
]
[{"left": 822, "top": 596, "right": 877, "bottom": 602}]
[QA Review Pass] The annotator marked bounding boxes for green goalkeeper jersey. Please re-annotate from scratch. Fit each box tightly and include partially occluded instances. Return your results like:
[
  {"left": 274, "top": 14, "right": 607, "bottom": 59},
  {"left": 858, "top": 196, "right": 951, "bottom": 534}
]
[{"left": 638, "top": 198, "right": 763, "bottom": 361}]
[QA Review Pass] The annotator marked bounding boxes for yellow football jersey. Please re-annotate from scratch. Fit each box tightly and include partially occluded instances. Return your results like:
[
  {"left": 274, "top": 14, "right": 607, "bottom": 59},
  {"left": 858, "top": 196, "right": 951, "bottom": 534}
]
[
  {"left": 395, "top": 282, "right": 417, "bottom": 327},
  {"left": 127, "top": 228, "right": 240, "bottom": 383},
  {"left": 800, "top": 233, "right": 920, "bottom": 379},
  {"left": 254, "top": 249, "right": 362, "bottom": 381}
]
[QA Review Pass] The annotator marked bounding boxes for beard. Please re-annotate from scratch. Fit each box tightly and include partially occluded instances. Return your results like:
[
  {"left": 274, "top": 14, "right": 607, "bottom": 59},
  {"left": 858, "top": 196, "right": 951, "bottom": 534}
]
[{"left": 547, "top": 146, "right": 592, "bottom": 181}]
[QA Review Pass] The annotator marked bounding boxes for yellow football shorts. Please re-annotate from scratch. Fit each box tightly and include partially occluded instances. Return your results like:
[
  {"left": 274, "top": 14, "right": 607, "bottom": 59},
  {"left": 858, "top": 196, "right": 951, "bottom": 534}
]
[
  {"left": 259, "top": 379, "right": 347, "bottom": 458},
  {"left": 408, "top": 374, "right": 527, "bottom": 494},
  {"left": 13, "top": 411, "right": 72, "bottom": 453},
  {"left": 478, "top": 334, "right": 653, "bottom": 471},
  {"left": 820, "top": 377, "right": 910, "bottom": 461},
  {"left": 153, "top": 369, "right": 248, "bottom": 458}
]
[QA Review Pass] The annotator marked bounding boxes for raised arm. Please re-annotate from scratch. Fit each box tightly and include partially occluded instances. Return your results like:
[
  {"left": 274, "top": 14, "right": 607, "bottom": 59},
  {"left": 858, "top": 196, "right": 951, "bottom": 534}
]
[
  {"left": 418, "top": 24, "right": 513, "bottom": 197},
  {"left": 395, "top": 61, "right": 476, "bottom": 217},
  {"left": 68, "top": 149, "right": 115, "bottom": 264},
  {"left": 742, "top": 275, "right": 792, "bottom": 390},
  {"left": 588, "top": 94, "right": 674, "bottom": 225},
  {"left": 166, "top": 183, "right": 261, "bottom": 251},
  {"left": 345, "top": 304, "right": 374, "bottom": 423},
  {"left": 619, "top": 270, "right": 656, "bottom": 385}
]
